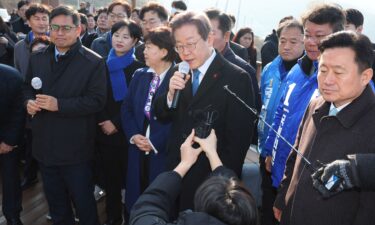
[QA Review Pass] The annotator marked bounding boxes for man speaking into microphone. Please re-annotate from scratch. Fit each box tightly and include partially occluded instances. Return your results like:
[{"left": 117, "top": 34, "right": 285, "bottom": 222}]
[{"left": 154, "top": 11, "right": 256, "bottom": 211}]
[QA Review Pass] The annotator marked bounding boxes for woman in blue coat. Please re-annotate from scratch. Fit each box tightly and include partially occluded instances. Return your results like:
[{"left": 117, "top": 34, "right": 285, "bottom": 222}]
[{"left": 121, "top": 26, "right": 176, "bottom": 213}]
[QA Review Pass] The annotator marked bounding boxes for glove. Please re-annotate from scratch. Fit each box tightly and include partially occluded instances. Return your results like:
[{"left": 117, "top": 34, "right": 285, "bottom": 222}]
[{"left": 311, "top": 159, "right": 358, "bottom": 198}]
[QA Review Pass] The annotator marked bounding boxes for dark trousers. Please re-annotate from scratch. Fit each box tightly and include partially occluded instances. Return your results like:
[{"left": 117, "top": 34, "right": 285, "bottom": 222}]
[
  {"left": 97, "top": 143, "right": 126, "bottom": 221},
  {"left": 0, "top": 148, "right": 22, "bottom": 219},
  {"left": 259, "top": 155, "right": 279, "bottom": 225},
  {"left": 39, "top": 161, "right": 99, "bottom": 225},
  {"left": 23, "top": 128, "right": 38, "bottom": 180}
]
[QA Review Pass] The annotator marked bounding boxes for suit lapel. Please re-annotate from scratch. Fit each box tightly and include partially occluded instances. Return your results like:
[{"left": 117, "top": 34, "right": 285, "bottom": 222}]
[{"left": 190, "top": 54, "right": 224, "bottom": 106}]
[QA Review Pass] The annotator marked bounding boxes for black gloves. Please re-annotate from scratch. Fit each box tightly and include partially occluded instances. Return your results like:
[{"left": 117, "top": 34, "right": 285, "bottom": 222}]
[{"left": 311, "top": 158, "right": 359, "bottom": 198}]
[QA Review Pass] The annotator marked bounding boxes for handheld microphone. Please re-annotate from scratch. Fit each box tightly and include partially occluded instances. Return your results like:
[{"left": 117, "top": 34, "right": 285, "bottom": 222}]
[
  {"left": 31, "top": 77, "right": 43, "bottom": 95},
  {"left": 171, "top": 61, "right": 190, "bottom": 109}
]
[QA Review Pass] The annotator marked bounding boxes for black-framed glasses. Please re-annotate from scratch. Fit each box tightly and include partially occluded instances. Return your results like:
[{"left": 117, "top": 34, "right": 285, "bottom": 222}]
[
  {"left": 174, "top": 38, "right": 202, "bottom": 53},
  {"left": 50, "top": 24, "right": 77, "bottom": 32}
]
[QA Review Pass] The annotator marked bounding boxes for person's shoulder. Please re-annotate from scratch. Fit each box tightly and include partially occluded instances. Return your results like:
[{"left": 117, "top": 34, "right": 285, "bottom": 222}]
[
  {"left": 80, "top": 46, "right": 103, "bottom": 62},
  {"left": 0, "top": 64, "right": 22, "bottom": 81},
  {"left": 178, "top": 210, "right": 227, "bottom": 225}
]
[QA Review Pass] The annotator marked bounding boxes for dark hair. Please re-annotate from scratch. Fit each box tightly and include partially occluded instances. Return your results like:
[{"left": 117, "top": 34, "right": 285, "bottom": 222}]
[
  {"left": 319, "top": 31, "right": 374, "bottom": 73},
  {"left": 144, "top": 26, "right": 176, "bottom": 62},
  {"left": 86, "top": 13, "right": 94, "bottom": 19},
  {"left": 108, "top": 1, "right": 131, "bottom": 18},
  {"left": 233, "top": 27, "right": 255, "bottom": 49},
  {"left": 0, "top": 16, "right": 10, "bottom": 34},
  {"left": 205, "top": 9, "right": 232, "bottom": 34},
  {"left": 30, "top": 35, "right": 50, "bottom": 52},
  {"left": 17, "top": 0, "right": 29, "bottom": 10},
  {"left": 25, "top": 3, "right": 50, "bottom": 20},
  {"left": 97, "top": 7, "right": 108, "bottom": 16},
  {"left": 139, "top": 2, "right": 168, "bottom": 22},
  {"left": 50, "top": 6, "right": 80, "bottom": 26},
  {"left": 301, "top": 3, "right": 345, "bottom": 33},
  {"left": 276, "top": 19, "right": 304, "bottom": 37},
  {"left": 172, "top": 1, "right": 187, "bottom": 11},
  {"left": 194, "top": 176, "right": 258, "bottom": 225},
  {"left": 228, "top": 14, "right": 236, "bottom": 26},
  {"left": 132, "top": 8, "right": 140, "bottom": 15},
  {"left": 345, "top": 8, "right": 364, "bottom": 28},
  {"left": 79, "top": 13, "right": 88, "bottom": 26},
  {"left": 279, "top": 15, "right": 294, "bottom": 25},
  {"left": 170, "top": 11, "right": 211, "bottom": 41},
  {"left": 111, "top": 20, "right": 142, "bottom": 43}
]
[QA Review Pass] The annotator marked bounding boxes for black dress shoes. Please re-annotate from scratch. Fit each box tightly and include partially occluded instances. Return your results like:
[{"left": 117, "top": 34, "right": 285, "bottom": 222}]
[
  {"left": 7, "top": 217, "right": 23, "bottom": 225},
  {"left": 21, "top": 177, "right": 38, "bottom": 190}
]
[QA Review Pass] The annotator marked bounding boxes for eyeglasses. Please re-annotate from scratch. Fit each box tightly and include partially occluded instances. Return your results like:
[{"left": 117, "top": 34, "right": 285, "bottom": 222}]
[
  {"left": 175, "top": 38, "right": 202, "bottom": 53},
  {"left": 141, "top": 19, "right": 160, "bottom": 27},
  {"left": 109, "top": 13, "right": 127, "bottom": 19},
  {"left": 50, "top": 24, "right": 77, "bottom": 32}
]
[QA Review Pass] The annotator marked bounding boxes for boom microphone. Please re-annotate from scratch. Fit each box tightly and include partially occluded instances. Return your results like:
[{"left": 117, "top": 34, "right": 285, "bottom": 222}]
[{"left": 171, "top": 61, "right": 190, "bottom": 109}]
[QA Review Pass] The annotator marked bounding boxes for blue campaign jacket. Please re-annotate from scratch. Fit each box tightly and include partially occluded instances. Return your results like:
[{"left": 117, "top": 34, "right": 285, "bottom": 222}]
[
  {"left": 258, "top": 56, "right": 290, "bottom": 157},
  {"left": 121, "top": 66, "right": 173, "bottom": 211},
  {"left": 263, "top": 57, "right": 320, "bottom": 187}
]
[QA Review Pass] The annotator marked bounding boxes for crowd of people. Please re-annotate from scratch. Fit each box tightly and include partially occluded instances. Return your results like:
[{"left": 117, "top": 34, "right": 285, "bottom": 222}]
[{"left": 0, "top": 1, "right": 375, "bottom": 225}]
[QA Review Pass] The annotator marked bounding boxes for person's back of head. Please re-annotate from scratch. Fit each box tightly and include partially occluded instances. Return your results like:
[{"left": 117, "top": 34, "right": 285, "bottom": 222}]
[
  {"left": 194, "top": 175, "right": 258, "bottom": 225},
  {"left": 172, "top": 0, "right": 187, "bottom": 11},
  {"left": 345, "top": 8, "right": 364, "bottom": 33}
]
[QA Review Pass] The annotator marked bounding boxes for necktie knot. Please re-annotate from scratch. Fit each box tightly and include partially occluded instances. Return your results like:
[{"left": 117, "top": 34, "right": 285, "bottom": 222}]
[{"left": 329, "top": 107, "right": 338, "bottom": 116}]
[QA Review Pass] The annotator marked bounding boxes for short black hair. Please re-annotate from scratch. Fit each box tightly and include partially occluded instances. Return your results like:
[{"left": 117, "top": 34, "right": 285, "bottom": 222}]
[
  {"left": 86, "top": 13, "right": 94, "bottom": 19},
  {"left": 345, "top": 8, "right": 364, "bottom": 28},
  {"left": 144, "top": 26, "right": 176, "bottom": 62},
  {"left": 79, "top": 13, "right": 88, "bottom": 26},
  {"left": 302, "top": 3, "right": 345, "bottom": 32},
  {"left": 204, "top": 8, "right": 232, "bottom": 34},
  {"left": 139, "top": 2, "right": 168, "bottom": 21},
  {"left": 194, "top": 175, "right": 258, "bottom": 225},
  {"left": 111, "top": 20, "right": 142, "bottom": 43},
  {"left": 25, "top": 3, "right": 50, "bottom": 20},
  {"left": 277, "top": 18, "right": 304, "bottom": 37},
  {"left": 97, "top": 7, "right": 108, "bottom": 16},
  {"left": 17, "top": 0, "right": 29, "bottom": 10},
  {"left": 50, "top": 6, "right": 80, "bottom": 26},
  {"left": 319, "top": 31, "right": 374, "bottom": 73},
  {"left": 108, "top": 1, "right": 132, "bottom": 18},
  {"left": 172, "top": 1, "right": 187, "bottom": 11}
]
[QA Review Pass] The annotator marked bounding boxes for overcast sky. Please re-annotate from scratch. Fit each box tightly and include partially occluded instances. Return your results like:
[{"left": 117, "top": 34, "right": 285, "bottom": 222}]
[{"left": 160, "top": 0, "right": 375, "bottom": 41}]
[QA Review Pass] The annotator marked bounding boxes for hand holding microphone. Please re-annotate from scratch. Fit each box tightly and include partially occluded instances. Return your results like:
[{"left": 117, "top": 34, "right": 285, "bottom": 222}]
[{"left": 169, "top": 61, "right": 190, "bottom": 109}]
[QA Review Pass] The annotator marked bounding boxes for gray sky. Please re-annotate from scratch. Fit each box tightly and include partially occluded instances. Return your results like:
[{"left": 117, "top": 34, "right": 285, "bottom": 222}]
[{"left": 160, "top": 0, "right": 375, "bottom": 41}]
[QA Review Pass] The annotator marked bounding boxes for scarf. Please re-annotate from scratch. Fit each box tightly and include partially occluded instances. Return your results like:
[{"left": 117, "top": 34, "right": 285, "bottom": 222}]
[{"left": 106, "top": 47, "right": 135, "bottom": 101}]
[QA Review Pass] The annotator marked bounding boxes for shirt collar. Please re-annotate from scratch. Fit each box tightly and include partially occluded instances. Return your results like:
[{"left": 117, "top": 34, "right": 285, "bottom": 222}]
[
  {"left": 194, "top": 48, "right": 216, "bottom": 75},
  {"left": 147, "top": 66, "right": 170, "bottom": 83},
  {"left": 54, "top": 46, "right": 66, "bottom": 62},
  {"left": 329, "top": 102, "right": 351, "bottom": 114}
]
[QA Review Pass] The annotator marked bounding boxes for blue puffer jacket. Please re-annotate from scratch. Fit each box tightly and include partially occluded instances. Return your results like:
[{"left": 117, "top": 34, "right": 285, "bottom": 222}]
[
  {"left": 258, "top": 56, "right": 290, "bottom": 157},
  {"left": 263, "top": 56, "right": 320, "bottom": 188}
]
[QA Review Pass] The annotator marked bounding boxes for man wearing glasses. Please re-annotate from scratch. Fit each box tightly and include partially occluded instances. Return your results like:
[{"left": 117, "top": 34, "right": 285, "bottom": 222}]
[
  {"left": 90, "top": 0, "right": 131, "bottom": 57},
  {"left": 154, "top": 11, "right": 256, "bottom": 211},
  {"left": 23, "top": 6, "right": 107, "bottom": 225},
  {"left": 134, "top": 2, "right": 169, "bottom": 63}
]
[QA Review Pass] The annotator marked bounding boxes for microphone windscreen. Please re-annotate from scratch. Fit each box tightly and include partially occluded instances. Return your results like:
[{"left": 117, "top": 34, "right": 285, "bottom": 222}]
[
  {"left": 178, "top": 61, "right": 190, "bottom": 74},
  {"left": 31, "top": 77, "right": 42, "bottom": 90}
]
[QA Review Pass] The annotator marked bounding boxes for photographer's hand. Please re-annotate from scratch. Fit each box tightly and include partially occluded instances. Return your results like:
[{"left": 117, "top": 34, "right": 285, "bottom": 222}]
[
  {"left": 174, "top": 130, "right": 202, "bottom": 177},
  {"left": 0, "top": 37, "right": 9, "bottom": 45},
  {"left": 194, "top": 129, "right": 223, "bottom": 170}
]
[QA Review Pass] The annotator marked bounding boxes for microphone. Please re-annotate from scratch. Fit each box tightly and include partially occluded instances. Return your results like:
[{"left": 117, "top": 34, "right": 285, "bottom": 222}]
[
  {"left": 31, "top": 77, "right": 43, "bottom": 95},
  {"left": 171, "top": 61, "right": 190, "bottom": 109}
]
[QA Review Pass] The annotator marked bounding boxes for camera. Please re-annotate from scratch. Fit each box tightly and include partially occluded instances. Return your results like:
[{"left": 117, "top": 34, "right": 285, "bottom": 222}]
[{"left": 192, "top": 105, "right": 218, "bottom": 139}]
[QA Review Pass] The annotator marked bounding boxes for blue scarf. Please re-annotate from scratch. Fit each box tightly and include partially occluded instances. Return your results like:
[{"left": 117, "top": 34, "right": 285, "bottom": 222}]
[{"left": 106, "top": 47, "right": 135, "bottom": 101}]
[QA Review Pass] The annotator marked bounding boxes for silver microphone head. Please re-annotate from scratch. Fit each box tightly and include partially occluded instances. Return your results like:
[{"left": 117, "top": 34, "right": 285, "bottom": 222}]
[
  {"left": 31, "top": 77, "right": 42, "bottom": 90},
  {"left": 178, "top": 61, "right": 190, "bottom": 74}
]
